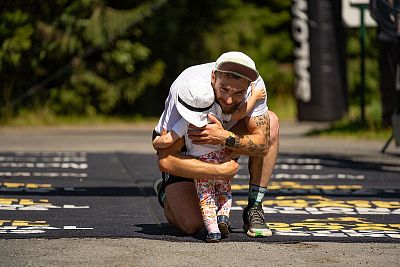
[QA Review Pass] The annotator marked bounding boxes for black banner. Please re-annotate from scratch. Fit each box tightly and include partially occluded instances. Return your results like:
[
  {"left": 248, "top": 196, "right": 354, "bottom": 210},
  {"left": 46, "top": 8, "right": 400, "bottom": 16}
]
[{"left": 292, "top": 0, "right": 348, "bottom": 121}]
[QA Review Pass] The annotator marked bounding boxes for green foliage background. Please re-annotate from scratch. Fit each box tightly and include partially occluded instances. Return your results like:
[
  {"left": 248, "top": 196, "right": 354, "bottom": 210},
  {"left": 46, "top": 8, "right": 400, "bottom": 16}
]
[{"left": 0, "top": 0, "right": 381, "bottom": 125}]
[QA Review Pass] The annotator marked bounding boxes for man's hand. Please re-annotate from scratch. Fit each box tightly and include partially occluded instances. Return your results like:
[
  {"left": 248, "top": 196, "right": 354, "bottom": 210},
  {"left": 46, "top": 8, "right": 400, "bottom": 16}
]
[
  {"left": 219, "top": 159, "right": 239, "bottom": 180},
  {"left": 188, "top": 113, "right": 230, "bottom": 145}
]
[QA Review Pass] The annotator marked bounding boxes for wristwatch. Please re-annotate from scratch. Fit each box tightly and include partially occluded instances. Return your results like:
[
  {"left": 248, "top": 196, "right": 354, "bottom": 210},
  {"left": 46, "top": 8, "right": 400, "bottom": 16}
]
[{"left": 225, "top": 131, "right": 236, "bottom": 147}]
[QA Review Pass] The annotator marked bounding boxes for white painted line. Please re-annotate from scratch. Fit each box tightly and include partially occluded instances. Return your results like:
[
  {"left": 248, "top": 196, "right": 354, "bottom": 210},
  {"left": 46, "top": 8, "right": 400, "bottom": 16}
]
[
  {"left": 238, "top": 157, "right": 322, "bottom": 164},
  {"left": 0, "top": 172, "right": 87, "bottom": 178},
  {"left": 0, "top": 162, "right": 88, "bottom": 169},
  {"left": 0, "top": 156, "right": 87, "bottom": 162},
  {"left": 15, "top": 152, "right": 87, "bottom": 156},
  {"left": 234, "top": 173, "right": 365, "bottom": 180}
]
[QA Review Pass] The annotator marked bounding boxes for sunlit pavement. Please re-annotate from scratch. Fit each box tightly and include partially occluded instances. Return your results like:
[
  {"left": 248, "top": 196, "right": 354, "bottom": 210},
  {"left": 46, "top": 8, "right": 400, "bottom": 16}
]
[{"left": 0, "top": 122, "right": 399, "bottom": 243}]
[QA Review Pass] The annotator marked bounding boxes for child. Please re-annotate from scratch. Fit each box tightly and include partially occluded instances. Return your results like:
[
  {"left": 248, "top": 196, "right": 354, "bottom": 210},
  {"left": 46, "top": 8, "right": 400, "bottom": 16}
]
[{"left": 153, "top": 78, "right": 266, "bottom": 242}]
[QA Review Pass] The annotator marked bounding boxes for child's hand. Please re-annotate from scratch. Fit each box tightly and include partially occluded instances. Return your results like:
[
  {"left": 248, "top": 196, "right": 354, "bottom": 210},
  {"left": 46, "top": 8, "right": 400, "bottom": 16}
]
[{"left": 251, "top": 83, "right": 266, "bottom": 100}]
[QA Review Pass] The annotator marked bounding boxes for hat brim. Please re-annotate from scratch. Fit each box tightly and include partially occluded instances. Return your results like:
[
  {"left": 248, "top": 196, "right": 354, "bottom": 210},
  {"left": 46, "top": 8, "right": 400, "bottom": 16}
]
[
  {"left": 216, "top": 62, "right": 259, "bottom": 81},
  {"left": 176, "top": 96, "right": 212, "bottom": 128}
]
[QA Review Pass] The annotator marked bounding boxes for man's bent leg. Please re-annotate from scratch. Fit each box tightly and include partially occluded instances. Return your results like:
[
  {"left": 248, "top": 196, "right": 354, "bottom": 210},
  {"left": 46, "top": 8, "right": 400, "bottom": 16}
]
[
  {"left": 249, "top": 110, "right": 279, "bottom": 187},
  {"left": 245, "top": 110, "right": 279, "bottom": 237},
  {"left": 164, "top": 181, "right": 204, "bottom": 235},
  {"left": 231, "top": 110, "right": 279, "bottom": 191}
]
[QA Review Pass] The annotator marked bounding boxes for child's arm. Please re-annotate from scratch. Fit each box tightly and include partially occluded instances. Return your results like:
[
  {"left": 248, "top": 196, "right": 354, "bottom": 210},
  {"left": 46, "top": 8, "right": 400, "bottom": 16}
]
[
  {"left": 153, "top": 130, "right": 180, "bottom": 149},
  {"left": 230, "top": 83, "right": 266, "bottom": 121},
  {"left": 153, "top": 117, "right": 188, "bottom": 150}
]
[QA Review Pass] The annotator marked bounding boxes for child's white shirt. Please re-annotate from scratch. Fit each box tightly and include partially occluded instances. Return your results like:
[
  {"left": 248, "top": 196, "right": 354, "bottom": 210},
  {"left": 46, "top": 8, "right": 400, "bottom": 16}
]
[{"left": 172, "top": 103, "right": 231, "bottom": 157}]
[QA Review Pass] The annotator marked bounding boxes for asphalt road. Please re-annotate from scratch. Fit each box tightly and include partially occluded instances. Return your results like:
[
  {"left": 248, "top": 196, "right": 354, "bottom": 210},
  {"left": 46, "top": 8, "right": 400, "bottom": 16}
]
[{"left": 1, "top": 122, "right": 399, "bottom": 266}]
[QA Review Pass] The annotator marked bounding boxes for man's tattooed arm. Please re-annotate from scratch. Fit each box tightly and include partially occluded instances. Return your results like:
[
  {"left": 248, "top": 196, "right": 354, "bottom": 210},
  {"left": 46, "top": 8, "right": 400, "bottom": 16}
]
[{"left": 230, "top": 112, "right": 270, "bottom": 156}]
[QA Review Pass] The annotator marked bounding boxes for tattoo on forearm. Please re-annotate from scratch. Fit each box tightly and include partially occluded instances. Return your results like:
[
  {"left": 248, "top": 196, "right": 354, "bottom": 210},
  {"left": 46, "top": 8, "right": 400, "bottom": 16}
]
[
  {"left": 244, "top": 135, "right": 257, "bottom": 152},
  {"left": 234, "top": 113, "right": 270, "bottom": 154}
]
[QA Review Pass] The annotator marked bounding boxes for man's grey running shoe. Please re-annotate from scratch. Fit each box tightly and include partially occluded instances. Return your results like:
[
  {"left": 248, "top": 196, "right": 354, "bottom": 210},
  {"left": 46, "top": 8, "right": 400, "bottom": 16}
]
[
  {"left": 242, "top": 203, "right": 272, "bottom": 237},
  {"left": 152, "top": 177, "right": 165, "bottom": 208}
]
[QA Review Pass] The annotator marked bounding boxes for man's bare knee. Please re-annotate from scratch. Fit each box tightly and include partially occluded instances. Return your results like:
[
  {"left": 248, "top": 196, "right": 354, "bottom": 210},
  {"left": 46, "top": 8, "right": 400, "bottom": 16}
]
[
  {"left": 179, "top": 219, "right": 203, "bottom": 235},
  {"left": 164, "top": 183, "right": 204, "bottom": 235},
  {"left": 164, "top": 203, "right": 203, "bottom": 235},
  {"left": 268, "top": 110, "right": 280, "bottom": 144},
  {"left": 177, "top": 204, "right": 203, "bottom": 234}
]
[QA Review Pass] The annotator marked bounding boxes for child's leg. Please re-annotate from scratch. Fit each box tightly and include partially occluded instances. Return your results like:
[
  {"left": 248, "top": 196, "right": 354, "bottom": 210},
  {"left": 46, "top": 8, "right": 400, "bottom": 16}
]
[
  {"left": 195, "top": 179, "right": 219, "bottom": 234},
  {"left": 215, "top": 179, "right": 232, "bottom": 217},
  {"left": 197, "top": 149, "right": 227, "bottom": 234},
  {"left": 210, "top": 149, "right": 231, "bottom": 217}
]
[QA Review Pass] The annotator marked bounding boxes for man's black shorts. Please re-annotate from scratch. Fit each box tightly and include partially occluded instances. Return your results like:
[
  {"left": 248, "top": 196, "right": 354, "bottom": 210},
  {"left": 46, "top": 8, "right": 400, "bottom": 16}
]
[{"left": 152, "top": 130, "right": 194, "bottom": 186}]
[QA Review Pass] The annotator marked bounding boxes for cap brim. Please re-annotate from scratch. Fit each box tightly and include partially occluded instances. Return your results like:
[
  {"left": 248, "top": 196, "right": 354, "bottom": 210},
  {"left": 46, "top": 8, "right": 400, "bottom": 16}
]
[{"left": 216, "top": 62, "right": 259, "bottom": 81}]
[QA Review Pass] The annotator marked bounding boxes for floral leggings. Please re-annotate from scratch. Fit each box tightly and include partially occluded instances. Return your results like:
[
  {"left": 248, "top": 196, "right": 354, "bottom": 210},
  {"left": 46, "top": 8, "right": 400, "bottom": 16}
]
[{"left": 196, "top": 149, "right": 232, "bottom": 233}]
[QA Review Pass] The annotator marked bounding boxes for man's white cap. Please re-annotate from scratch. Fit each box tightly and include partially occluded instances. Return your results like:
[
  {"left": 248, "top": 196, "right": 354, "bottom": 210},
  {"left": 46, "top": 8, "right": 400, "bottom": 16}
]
[
  {"left": 215, "top": 51, "right": 259, "bottom": 81},
  {"left": 176, "top": 78, "right": 214, "bottom": 127}
]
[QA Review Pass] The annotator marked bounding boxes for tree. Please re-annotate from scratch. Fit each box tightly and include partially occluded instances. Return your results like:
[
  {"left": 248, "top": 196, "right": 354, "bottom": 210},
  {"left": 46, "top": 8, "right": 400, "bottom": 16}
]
[
  {"left": 134, "top": 0, "right": 293, "bottom": 116},
  {"left": 0, "top": 0, "right": 167, "bottom": 119}
]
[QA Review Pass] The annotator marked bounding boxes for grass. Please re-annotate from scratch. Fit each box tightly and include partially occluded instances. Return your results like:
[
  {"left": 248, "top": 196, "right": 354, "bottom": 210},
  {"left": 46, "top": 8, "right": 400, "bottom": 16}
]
[
  {"left": 307, "top": 119, "right": 392, "bottom": 140},
  {"left": 0, "top": 108, "right": 158, "bottom": 127},
  {"left": 268, "top": 94, "right": 297, "bottom": 121},
  {"left": 269, "top": 94, "right": 392, "bottom": 140},
  {"left": 305, "top": 102, "right": 392, "bottom": 140}
]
